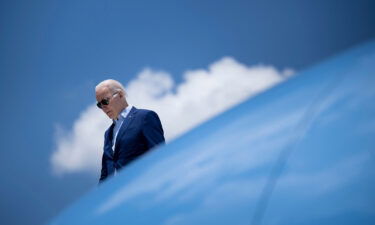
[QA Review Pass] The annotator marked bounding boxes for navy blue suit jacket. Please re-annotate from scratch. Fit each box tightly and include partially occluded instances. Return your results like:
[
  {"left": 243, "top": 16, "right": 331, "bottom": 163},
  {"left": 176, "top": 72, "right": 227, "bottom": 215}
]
[{"left": 99, "top": 107, "right": 165, "bottom": 183}]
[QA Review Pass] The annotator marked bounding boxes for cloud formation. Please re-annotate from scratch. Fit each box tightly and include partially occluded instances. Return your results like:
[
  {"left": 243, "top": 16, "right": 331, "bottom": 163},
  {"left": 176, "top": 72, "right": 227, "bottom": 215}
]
[{"left": 51, "top": 57, "right": 294, "bottom": 175}]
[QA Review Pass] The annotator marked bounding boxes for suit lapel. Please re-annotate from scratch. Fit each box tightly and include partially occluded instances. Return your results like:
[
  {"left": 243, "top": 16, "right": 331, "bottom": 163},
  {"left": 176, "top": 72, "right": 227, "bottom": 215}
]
[
  {"left": 114, "top": 106, "right": 138, "bottom": 152},
  {"left": 104, "top": 123, "right": 115, "bottom": 159}
]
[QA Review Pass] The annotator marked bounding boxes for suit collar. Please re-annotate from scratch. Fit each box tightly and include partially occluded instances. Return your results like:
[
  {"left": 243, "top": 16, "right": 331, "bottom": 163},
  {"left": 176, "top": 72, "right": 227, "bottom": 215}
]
[
  {"left": 113, "top": 106, "right": 138, "bottom": 151},
  {"left": 113, "top": 104, "right": 133, "bottom": 123}
]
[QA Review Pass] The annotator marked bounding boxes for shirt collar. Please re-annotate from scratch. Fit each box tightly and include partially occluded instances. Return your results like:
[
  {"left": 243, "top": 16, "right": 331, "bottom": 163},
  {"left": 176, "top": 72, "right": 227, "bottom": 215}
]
[{"left": 114, "top": 105, "right": 133, "bottom": 123}]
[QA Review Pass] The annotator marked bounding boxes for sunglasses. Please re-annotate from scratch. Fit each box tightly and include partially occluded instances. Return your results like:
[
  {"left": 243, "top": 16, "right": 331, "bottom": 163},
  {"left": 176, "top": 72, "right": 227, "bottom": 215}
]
[{"left": 96, "top": 92, "right": 118, "bottom": 109}]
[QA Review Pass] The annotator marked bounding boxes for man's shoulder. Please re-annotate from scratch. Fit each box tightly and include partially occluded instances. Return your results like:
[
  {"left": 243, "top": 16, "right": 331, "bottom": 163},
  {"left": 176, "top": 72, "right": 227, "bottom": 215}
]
[{"left": 132, "top": 107, "right": 158, "bottom": 117}]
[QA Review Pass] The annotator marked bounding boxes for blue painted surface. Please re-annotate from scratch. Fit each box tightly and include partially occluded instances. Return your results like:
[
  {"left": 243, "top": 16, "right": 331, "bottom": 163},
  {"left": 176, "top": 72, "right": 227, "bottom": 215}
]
[{"left": 48, "top": 40, "right": 375, "bottom": 225}]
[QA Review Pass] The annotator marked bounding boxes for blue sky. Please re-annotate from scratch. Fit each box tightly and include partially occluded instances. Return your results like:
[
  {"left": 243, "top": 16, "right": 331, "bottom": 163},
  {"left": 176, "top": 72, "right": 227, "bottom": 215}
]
[{"left": 0, "top": 0, "right": 374, "bottom": 225}]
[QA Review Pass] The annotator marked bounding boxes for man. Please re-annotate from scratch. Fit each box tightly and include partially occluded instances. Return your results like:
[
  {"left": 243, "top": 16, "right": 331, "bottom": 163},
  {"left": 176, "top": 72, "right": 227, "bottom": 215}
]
[{"left": 95, "top": 79, "right": 165, "bottom": 183}]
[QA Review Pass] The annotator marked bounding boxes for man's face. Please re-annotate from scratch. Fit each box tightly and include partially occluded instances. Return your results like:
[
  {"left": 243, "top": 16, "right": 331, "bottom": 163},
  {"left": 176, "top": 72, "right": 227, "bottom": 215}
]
[{"left": 96, "top": 87, "right": 123, "bottom": 119}]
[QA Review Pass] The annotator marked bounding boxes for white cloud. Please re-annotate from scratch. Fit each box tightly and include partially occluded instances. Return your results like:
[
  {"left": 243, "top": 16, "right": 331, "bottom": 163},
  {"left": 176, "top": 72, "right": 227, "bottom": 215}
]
[
  {"left": 51, "top": 105, "right": 110, "bottom": 175},
  {"left": 50, "top": 57, "right": 294, "bottom": 175}
]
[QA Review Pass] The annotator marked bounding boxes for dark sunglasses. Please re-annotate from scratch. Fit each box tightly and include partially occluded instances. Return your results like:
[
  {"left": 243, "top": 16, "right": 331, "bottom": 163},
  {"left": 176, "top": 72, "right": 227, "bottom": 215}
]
[{"left": 96, "top": 92, "right": 118, "bottom": 109}]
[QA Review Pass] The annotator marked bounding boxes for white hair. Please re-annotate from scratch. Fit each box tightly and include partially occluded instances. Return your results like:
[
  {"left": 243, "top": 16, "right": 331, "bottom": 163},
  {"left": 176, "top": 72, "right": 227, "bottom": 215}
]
[{"left": 95, "top": 79, "right": 127, "bottom": 97}]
